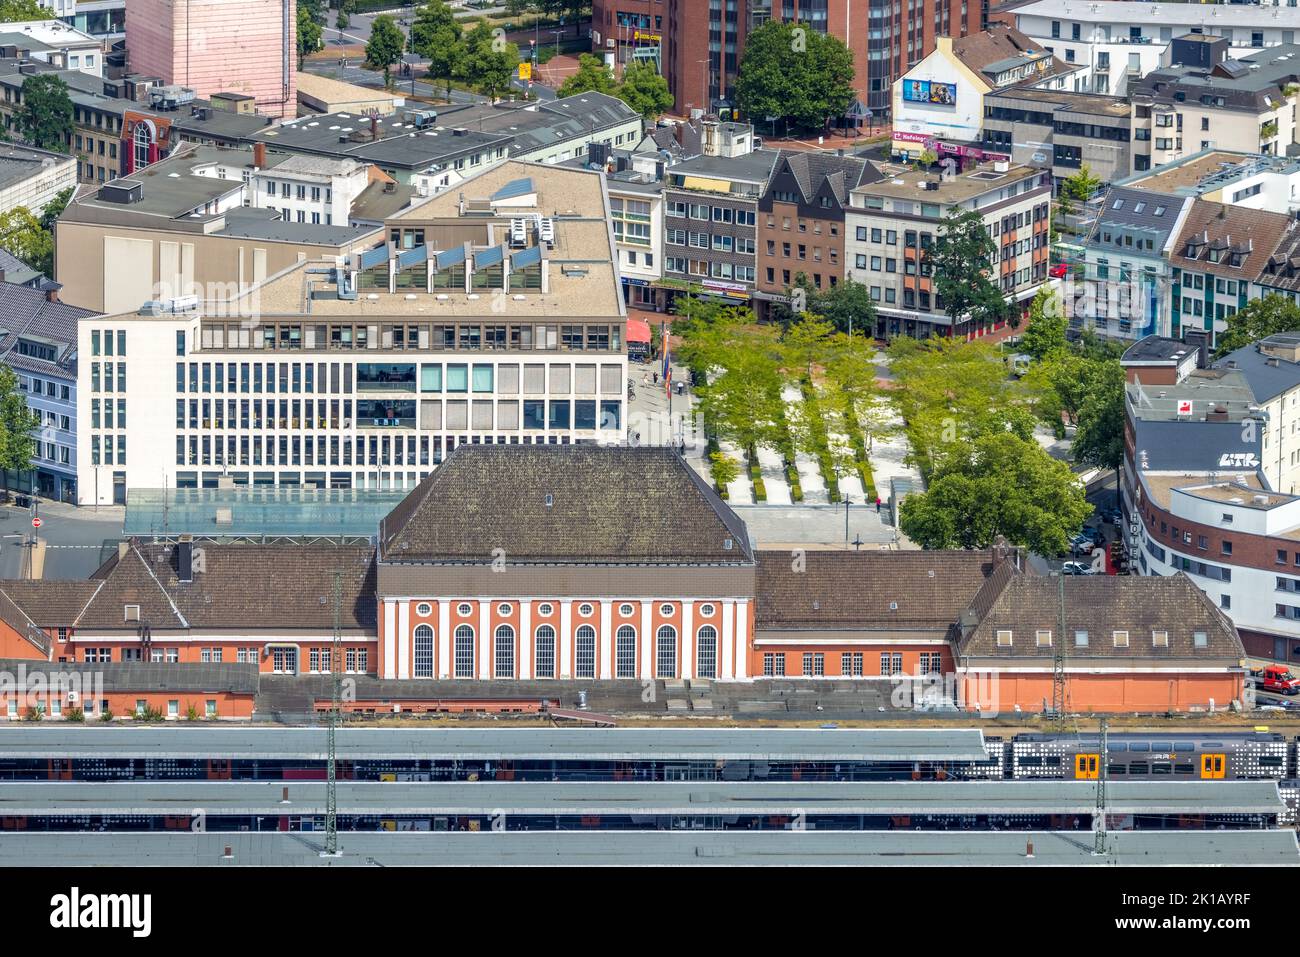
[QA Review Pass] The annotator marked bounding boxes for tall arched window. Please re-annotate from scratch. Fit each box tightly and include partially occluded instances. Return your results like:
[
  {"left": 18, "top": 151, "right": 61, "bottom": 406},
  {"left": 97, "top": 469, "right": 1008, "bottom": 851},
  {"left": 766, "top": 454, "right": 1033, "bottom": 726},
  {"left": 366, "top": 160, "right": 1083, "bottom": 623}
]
[
  {"left": 696, "top": 624, "right": 718, "bottom": 679},
  {"left": 535, "top": 624, "right": 556, "bottom": 679},
  {"left": 494, "top": 624, "right": 515, "bottom": 679},
  {"left": 616, "top": 625, "right": 637, "bottom": 678},
  {"left": 133, "top": 121, "right": 154, "bottom": 171},
  {"left": 656, "top": 624, "right": 677, "bottom": 679},
  {"left": 453, "top": 624, "right": 475, "bottom": 678},
  {"left": 574, "top": 624, "right": 596, "bottom": 679},
  {"left": 413, "top": 624, "right": 434, "bottom": 678}
]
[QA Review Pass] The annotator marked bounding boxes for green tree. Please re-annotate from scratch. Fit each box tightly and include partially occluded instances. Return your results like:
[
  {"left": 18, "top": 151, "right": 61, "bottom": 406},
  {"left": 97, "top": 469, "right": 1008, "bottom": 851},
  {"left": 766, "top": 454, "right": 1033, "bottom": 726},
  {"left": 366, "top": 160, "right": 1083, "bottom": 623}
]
[
  {"left": 807, "top": 278, "right": 876, "bottom": 337},
  {"left": 899, "top": 432, "right": 1091, "bottom": 554},
  {"left": 1018, "top": 286, "right": 1067, "bottom": 360},
  {"left": 930, "top": 207, "right": 1010, "bottom": 332},
  {"left": 455, "top": 20, "right": 520, "bottom": 102},
  {"left": 37, "top": 185, "right": 72, "bottom": 234},
  {"left": 0, "top": 205, "right": 52, "bottom": 276},
  {"left": 0, "top": 364, "right": 37, "bottom": 486},
  {"left": 616, "top": 60, "right": 673, "bottom": 120},
  {"left": 557, "top": 53, "right": 616, "bottom": 98},
  {"left": 296, "top": 3, "right": 323, "bottom": 70},
  {"left": 1057, "top": 164, "right": 1102, "bottom": 215},
  {"left": 365, "top": 14, "right": 406, "bottom": 89},
  {"left": 336, "top": 7, "right": 350, "bottom": 32},
  {"left": 17, "top": 74, "right": 71, "bottom": 153},
  {"left": 0, "top": 0, "right": 52, "bottom": 21},
  {"left": 1213, "top": 293, "right": 1300, "bottom": 358},
  {"left": 708, "top": 450, "right": 740, "bottom": 492},
  {"left": 734, "top": 20, "right": 855, "bottom": 134},
  {"left": 1071, "top": 359, "right": 1126, "bottom": 472},
  {"left": 409, "top": 0, "right": 464, "bottom": 99}
]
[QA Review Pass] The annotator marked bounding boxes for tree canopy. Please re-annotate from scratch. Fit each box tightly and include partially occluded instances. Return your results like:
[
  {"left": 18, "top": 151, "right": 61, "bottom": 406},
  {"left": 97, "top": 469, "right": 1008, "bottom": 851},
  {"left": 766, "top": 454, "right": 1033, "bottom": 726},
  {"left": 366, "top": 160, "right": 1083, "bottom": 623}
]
[
  {"left": 1018, "top": 287, "right": 1068, "bottom": 360},
  {"left": 17, "top": 74, "right": 71, "bottom": 153},
  {"left": 0, "top": 364, "right": 36, "bottom": 479},
  {"left": 365, "top": 14, "right": 406, "bottom": 89},
  {"left": 734, "top": 21, "right": 855, "bottom": 133},
  {"left": 616, "top": 60, "right": 673, "bottom": 120},
  {"left": 454, "top": 20, "right": 520, "bottom": 102},
  {"left": 0, "top": 205, "right": 52, "bottom": 276},
  {"left": 1213, "top": 293, "right": 1300, "bottom": 358},
  {"left": 807, "top": 278, "right": 876, "bottom": 337},
  {"left": 930, "top": 207, "right": 1010, "bottom": 331},
  {"left": 296, "top": 3, "right": 323, "bottom": 70},
  {"left": 409, "top": 0, "right": 464, "bottom": 98},
  {"left": 0, "top": 0, "right": 52, "bottom": 22},
  {"left": 557, "top": 54, "right": 617, "bottom": 98}
]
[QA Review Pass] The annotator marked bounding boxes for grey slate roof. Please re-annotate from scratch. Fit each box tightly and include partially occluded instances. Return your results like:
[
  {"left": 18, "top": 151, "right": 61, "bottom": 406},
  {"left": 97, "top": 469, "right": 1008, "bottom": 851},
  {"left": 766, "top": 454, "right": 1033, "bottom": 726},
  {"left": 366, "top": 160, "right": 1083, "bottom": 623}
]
[
  {"left": 379, "top": 445, "right": 755, "bottom": 565},
  {"left": 1084, "top": 186, "right": 1188, "bottom": 256},
  {"left": 1213, "top": 337, "right": 1300, "bottom": 403},
  {"left": 0, "top": 281, "right": 96, "bottom": 381},
  {"left": 0, "top": 657, "right": 259, "bottom": 693}
]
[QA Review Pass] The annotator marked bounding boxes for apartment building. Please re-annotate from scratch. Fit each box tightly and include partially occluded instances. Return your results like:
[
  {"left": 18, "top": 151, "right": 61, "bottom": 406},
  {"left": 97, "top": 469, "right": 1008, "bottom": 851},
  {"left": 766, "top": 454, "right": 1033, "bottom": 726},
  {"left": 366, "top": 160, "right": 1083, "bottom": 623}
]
[
  {"left": 1129, "top": 38, "right": 1300, "bottom": 173},
  {"left": 981, "top": 86, "right": 1131, "bottom": 186},
  {"left": 606, "top": 173, "right": 663, "bottom": 311},
  {"left": 1123, "top": 149, "right": 1300, "bottom": 217},
  {"left": 845, "top": 160, "right": 1052, "bottom": 339},
  {"left": 1001, "top": 0, "right": 1300, "bottom": 96},
  {"left": 0, "top": 282, "right": 96, "bottom": 502},
  {"left": 0, "top": 19, "right": 102, "bottom": 76},
  {"left": 756, "top": 150, "right": 882, "bottom": 308},
  {"left": 73, "top": 162, "right": 629, "bottom": 505},
  {"left": 53, "top": 144, "right": 381, "bottom": 313},
  {"left": 246, "top": 152, "right": 370, "bottom": 228},
  {"left": 660, "top": 148, "right": 779, "bottom": 305},
  {"left": 0, "top": 142, "right": 76, "bottom": 217}
]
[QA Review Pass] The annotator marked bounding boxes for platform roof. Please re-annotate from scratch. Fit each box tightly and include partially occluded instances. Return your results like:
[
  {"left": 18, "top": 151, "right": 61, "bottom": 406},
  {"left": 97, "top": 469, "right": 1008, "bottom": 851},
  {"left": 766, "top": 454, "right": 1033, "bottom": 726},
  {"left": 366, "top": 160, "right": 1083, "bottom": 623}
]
[
  {"left": 122, "top": 487, "right": 408, "bottom": 539},
  {"left": 0, "top": 780, "right": 1280, "bottom": 817},
  {"left": 0, "top": 727, "right": 992, "bottom": 762},
  {"left": 3, "top": 829, "right": 1294, "bottom": 866}
]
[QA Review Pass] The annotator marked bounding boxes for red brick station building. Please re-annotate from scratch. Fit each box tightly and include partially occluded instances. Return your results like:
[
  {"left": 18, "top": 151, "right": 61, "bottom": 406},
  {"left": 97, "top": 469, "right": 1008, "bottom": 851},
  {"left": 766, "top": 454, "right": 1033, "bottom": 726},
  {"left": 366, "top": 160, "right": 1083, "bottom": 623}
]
[{"left": 0, "top": 447, "right": 1247, "bottom": 717}]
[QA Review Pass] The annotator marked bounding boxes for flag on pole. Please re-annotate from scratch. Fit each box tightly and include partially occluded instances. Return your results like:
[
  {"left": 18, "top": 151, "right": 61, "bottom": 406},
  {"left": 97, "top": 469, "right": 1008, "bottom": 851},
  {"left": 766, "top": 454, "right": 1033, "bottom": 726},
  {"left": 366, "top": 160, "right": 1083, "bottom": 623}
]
[{"left": 662, "top": 324, "right": 671, "bottom": 397}]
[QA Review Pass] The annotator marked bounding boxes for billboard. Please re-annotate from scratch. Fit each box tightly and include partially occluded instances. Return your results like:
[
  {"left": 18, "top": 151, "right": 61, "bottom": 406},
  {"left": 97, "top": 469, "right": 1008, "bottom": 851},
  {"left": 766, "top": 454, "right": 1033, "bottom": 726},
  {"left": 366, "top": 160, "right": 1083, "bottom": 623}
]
[{"left": 903, "top": 80, "right": 957, "bottom": 107}]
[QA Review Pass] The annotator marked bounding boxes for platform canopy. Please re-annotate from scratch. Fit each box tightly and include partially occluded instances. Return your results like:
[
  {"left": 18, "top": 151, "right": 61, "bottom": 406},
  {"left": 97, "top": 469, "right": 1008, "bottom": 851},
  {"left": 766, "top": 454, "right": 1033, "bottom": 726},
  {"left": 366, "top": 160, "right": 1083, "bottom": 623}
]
[{"left": 123, "top": 487, "right": 409, "bottom": 540}]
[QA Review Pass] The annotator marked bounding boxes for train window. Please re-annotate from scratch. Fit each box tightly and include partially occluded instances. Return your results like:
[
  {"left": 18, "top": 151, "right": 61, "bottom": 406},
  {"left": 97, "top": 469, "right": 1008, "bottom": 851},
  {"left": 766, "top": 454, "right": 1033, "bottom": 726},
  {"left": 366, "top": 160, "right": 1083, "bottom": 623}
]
[
  {"left": 1129, "top": 764, "right": 1149, "bottom": 774},
  {"left": 1201, "top": 742, "right": 1224, "bottom": 749},
  {"left": 1261, "top": 756, "right": 1284, "bottom": 767},
  {"left": 1021, "top": 756, "right": 1043, "bottom": 767},
  {"left": 1129, "top": 743, "right": 1149, "bottom": 752},
  {"left": 1109, "top": 764, "right": 1127, "bottom": 775},
  {"left": 1151, "top": 763, "right": 1172, "bottom": 774},
  {"left": 1173, "top": 742, "right": 1193, "bottom": 752},
  {"left": 1150, "top": 742, "right": 1172, "bottom": 752},
  {"left": 1175, "top": 763, "right": 1194, "bottom": 775},
  {"left": 1107, "top": 742, "right": 1127, "bottom": 752},
  {"left": 1045, "top": 756, "right": 1061, "bottom": 766}
]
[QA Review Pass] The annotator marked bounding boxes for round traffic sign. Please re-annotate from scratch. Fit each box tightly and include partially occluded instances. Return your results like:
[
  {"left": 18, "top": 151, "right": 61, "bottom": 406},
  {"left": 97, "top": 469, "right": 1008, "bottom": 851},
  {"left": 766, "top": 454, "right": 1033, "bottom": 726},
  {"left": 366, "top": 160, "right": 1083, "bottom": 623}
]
[{"left": 31, "top": 517, "right": 40, "bottom": 529}]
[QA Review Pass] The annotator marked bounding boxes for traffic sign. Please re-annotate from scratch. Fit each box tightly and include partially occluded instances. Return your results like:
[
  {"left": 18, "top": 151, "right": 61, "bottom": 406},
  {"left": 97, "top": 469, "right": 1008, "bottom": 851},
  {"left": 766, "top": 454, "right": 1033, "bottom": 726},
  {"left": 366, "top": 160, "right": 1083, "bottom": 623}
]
[
  {"left": 518, "top": 62, "right": 532, "bottom": 81},
  {"left": 31, "top": 517, "right": 41, "bottom": 529}
]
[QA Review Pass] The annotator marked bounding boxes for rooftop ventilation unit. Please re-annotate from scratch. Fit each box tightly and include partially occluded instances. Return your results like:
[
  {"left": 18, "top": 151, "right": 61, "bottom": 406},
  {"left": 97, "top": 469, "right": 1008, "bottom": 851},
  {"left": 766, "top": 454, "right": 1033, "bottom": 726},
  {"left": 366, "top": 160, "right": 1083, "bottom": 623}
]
[
  {"left": 510, "top": 218, "right": 527, "bottom": 247},
  {"left": 538, "top": 217, "right": 556, "bottom": 248}
]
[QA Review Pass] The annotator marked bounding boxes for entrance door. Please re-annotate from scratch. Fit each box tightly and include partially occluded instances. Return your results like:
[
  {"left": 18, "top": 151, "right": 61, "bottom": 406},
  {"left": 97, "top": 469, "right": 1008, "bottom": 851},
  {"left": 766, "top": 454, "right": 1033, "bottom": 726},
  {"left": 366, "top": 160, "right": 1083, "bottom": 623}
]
[
  {"left": 112, "top": 471, "right": 126, "bottom": 505},
  {"left": 1200, "top": 754, "right": 1225, "bottom": 779},
  {"left": 1074, "top": 753, "right": 1100, "bottom": 779}
]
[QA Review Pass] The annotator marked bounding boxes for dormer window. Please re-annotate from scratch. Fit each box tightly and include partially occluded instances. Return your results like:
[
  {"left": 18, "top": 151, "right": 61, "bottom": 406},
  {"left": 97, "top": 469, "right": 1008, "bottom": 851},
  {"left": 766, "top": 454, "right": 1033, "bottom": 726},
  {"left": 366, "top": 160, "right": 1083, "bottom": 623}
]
[{"left": 996, "top": 629, "right": 1013, "bottom": 647}]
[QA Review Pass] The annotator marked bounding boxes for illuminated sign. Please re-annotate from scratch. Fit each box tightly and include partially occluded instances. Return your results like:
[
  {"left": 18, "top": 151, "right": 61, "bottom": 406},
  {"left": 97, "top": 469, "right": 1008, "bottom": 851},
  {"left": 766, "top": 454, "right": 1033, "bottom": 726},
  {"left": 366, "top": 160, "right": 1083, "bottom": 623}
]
[{"left": 903, "top": 80, "right": 957, "bottom": 106}]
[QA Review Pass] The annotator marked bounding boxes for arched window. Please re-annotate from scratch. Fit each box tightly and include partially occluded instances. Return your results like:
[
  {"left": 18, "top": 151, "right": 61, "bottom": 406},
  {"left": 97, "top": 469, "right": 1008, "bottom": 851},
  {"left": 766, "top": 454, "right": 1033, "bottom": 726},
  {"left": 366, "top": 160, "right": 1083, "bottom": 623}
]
[
  {"left": 413, "top": 624, "right": 434, "bottom": 678},
  {"left": 615, "top": 625, "right": 636, "bottom": 678},
  {"left": 494, "top": 624, "right": 515, "bottom": 679},
  {"left": 453, "top": 624, "right": 474, "bottom": 678},
  {"left": 696, "top": 625, "right": 718, "bottom": 679},
  {"left": 535, "top": 624, "right": 556, "bottom": 679},
  {"left": 656, "top": 624, "right": 677, "bottom": 679},
  {"left": 575, "top": 624, "right": 596, "bottom": 679},
  {"left": 133, "top": 121, "right": 154, "bottom": 172}
]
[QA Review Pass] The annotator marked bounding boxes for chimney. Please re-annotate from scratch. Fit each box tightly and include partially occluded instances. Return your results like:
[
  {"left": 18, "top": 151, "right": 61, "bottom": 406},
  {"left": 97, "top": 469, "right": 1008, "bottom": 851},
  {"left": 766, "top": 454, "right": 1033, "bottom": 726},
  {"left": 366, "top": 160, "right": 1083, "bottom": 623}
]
[
  {"left": 281, "top": 786, "right": 290, "bottom": 803},
  {"left": 44, "top": 288, "right": 58, "bottom": 303},
  {"left": 370, "top": 115, "right": 378, "bottom": 139},
  {"left": 253, "top": 141, "right": 266, "bottom": 169},
  {"left": 222, "top": 845, "right": 233, "bottom": 860},
  {"left": 0, "top": 269, "right": 6, "bottom": 284},
  {"left": 177, "top": 537, "right": 193, "bottom": 583},
  {"left": 117, "top": 541, "right": 129, "bottom": 560}
]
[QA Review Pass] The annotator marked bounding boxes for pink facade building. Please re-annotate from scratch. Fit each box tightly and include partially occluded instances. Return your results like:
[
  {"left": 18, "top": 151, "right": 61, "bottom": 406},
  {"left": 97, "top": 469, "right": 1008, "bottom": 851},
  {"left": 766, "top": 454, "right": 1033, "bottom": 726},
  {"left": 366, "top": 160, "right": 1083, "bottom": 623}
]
[{"left": 125, "top": 0, "right": 297, "bottom": 119}]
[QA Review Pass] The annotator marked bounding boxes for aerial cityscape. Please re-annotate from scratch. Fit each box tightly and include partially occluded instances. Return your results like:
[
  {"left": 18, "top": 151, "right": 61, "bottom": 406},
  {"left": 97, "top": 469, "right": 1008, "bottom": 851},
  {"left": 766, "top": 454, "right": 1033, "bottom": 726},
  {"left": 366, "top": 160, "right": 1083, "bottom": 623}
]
[{"left": 0, "top": 0, "right": 1297, "bottom": 907}]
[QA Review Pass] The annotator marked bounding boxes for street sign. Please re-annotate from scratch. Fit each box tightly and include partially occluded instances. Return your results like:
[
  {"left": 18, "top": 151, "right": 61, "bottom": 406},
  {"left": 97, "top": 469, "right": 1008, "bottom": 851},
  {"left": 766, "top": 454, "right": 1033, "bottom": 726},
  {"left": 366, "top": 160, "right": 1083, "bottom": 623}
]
[
  {"left": 31, "top": 517, "right": 40, "bottom": 529},
  {"left": 518, "top": 62, "right": 532, "bottom": 81}
]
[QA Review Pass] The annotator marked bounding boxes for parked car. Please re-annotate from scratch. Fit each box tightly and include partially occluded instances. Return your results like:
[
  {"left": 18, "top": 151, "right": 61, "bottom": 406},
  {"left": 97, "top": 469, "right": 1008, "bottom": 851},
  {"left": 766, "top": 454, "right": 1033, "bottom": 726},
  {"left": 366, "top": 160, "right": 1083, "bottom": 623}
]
[
  {"left": 1061, "top": 561, "right": 1096, "bottom": 575},
  {"left": 1067, "top": 534, "right": 1095, "bottom": 555},
  {"left": 1106, "top": 508, "right": 1124, "bottom": 526},
  {"left": 1049, "top": 263, "right": 1068, "bottom": 279}
]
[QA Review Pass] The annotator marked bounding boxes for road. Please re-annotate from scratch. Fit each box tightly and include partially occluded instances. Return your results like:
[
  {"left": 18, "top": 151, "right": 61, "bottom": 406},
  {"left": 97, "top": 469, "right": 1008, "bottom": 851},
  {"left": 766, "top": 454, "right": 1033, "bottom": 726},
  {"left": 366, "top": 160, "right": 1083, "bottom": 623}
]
[{"left": 0, "top": 501, "right": 122, "bottom": 580}]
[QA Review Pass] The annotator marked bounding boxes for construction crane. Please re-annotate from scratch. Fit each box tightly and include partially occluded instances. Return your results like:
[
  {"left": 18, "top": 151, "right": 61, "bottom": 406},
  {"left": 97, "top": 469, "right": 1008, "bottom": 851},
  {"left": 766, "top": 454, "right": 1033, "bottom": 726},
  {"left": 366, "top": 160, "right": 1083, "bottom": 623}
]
[
  {"left": 1094, "top": 716, "right": 1109, "bottom": 857},
  {"left": 1051, "top": 572, "right": 1067, "bottom": 717},
  {"left": 322, "top": 570, "right": 342, "bottom": 858}
]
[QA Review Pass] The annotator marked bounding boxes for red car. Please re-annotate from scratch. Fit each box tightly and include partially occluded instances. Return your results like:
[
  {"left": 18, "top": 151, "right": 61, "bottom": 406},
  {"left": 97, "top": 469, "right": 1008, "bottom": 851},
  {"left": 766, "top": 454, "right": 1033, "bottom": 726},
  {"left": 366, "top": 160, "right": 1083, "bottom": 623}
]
[{"left": 1049, "top": 263, "right": 1068, "bottom": 278}]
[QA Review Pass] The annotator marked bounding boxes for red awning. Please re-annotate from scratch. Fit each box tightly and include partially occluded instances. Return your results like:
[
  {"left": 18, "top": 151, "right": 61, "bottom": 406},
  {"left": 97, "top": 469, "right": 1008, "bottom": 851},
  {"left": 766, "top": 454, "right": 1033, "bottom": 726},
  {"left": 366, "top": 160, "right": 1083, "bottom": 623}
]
[{"left": 626, "top": 318, "right": 652, "bottom": 343}]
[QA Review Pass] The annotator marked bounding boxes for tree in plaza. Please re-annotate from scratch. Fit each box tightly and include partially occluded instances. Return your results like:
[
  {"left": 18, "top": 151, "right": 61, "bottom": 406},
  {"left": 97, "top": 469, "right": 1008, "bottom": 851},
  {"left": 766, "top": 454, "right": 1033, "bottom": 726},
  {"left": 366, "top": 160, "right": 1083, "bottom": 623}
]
[
  {"left": 807, "top": 278, "right": 877, "bottom": 337},
  {"left": 455, "top": 20, "right": 520, "bottom": 103},
  {"left": 336, "top": 4, "right": 351, "bottom": 33},
  {"left": 734, "top": 21, "right": 855, "bottom": 134},
  {"left": 616, "top": 60, "right": 674, "bottom": 121},
  {"left": 409, "top": 0, "right": 464, "bottom": 99},
  {"left": 899, "top": 432, "right": 1091, "bottom": 554},
  {"left": 0, "top": 0, "right": 50, "bottom": 21},
  {"left": 557, "top": 53, "right": 617, "bottom": 98},
  {"left": 0, "top": 364, "right": 37, "bottom": 486},
  {"left": 1213, "top": 293, "right": 1300, "bottom": 358},
  {"left": 821, "top": 327, "right": 888, "bottom": 442},
  {"left": 366, "top": 14, "right": 407, "bottom": 89},
  {"left": 0, "top": 206, "right": 53, "bottom": 276},
  {"left": 17, "top": 74, "right": 72, "bottom": 153},
  {"left": 708, "top": 450, "right": 740, "bottom": 492},
  {"left": 1018, "top": 286, "right": 1068, "bottom": 360},
  {"left": 930, "top": 206, "right": 1011, "bottom": 332},
  {"left": 1070, "top": 358, "right": 1126, "bottom": 472},
  {"left": 296, "top": 3, "right": 324, "bottom": 70}
]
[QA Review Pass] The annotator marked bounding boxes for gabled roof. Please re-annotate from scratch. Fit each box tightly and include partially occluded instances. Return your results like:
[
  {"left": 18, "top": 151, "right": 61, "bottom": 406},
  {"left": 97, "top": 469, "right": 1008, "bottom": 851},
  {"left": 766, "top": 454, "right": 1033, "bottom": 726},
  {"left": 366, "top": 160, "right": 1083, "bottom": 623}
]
[
  {"left": 1171, "top": 200, "right": 1291, "bottom": 281},
  {"left": 0, "top": 281, "right": 95, "bottom": 379},
  {"left": 380, "top": 445, "right": 754, "bottom": 565},
  {"left": 755, "top": 549, "right": 999, "bottom": 633},
  {"left": 956, "top": 573, "right": 1243, "bottom": 660},
  {"left": 768, "top": 150, "right": 882, "bottom": 208}
]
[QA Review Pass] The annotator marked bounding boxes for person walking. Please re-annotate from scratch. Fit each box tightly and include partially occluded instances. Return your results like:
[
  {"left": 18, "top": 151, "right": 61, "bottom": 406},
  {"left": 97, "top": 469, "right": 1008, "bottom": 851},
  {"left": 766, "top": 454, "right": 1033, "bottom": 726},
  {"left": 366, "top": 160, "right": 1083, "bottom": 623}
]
[{"left": 875, "top": 496, "right": 882, "bottom": 513}]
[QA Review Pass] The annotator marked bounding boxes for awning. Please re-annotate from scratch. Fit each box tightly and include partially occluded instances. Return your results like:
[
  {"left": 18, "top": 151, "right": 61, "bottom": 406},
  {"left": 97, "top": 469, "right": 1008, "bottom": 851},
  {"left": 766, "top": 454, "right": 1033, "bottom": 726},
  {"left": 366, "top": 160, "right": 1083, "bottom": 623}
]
[{"left": 626, "top": 318, "right": 651, "bottom": 343}]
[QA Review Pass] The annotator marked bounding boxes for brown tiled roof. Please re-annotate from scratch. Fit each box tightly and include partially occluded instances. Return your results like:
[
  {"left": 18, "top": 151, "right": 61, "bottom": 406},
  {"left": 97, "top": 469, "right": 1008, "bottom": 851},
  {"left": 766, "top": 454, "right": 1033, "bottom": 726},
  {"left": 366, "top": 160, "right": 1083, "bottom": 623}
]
[
  {"left": 69, "top": 542, "right": 376, "bottom": 632},
  {"left": 1172, "top": 200, "right": 1293, "bottom": 281},
  {"left": 381, "top": 445, "right": 754, "bottom": 565},
  {"left": 0, "top": 581, "right": 100, "bottom": 627},
  {"left": 950, "top": 24, "right": 1071, "bottom": 80},
  {"left": 755, "top": 549, "right": 997, "bottom": 632},
  {"left": 957, "top": 572, "right": 1243, "bottom": 660}
]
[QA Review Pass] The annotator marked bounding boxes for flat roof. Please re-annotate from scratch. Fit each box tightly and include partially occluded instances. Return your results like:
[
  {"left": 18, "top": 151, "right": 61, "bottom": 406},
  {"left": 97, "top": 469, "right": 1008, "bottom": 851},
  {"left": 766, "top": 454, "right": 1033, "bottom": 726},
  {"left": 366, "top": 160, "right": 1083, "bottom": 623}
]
[
  {"left": 1012, "top": 0, "right": 1294, "bottom": 29},
  {"left": 0, "top": 727, "right": 992, "bottom": 762},
  {"left": 854, "top": 162, "right": 1042, "bottom": 205},
  {"left": 1122, "top": 336, "right": 1197, "bottom": 364},
  {"left": 0, "top": 779, "right": 1279, "bottom": 817},
  {"left": 123, "top": 486, "right": 410, "bottom": 539},
  {"left": 5, "top": 829, "right": 1294, "bottom": 866}
]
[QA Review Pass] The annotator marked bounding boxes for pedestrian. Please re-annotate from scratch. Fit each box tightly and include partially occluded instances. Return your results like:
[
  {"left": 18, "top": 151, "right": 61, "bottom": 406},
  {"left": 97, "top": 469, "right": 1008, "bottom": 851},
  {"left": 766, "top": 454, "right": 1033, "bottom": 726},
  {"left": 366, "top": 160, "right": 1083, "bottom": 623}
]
[
  {"left": 653, "top": 370, "right": 659, "bottom": 385},
  {"left": 875, "top": 496, "right": 882, "bottom": 513}
]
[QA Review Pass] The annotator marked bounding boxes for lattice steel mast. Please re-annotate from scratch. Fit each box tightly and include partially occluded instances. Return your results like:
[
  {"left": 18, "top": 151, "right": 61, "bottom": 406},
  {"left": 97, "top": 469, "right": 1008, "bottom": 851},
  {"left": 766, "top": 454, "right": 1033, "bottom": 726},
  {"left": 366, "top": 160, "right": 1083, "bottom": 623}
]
[
  {"left": 1094, "top": 717, "right": 1109, "bottom": 856},
  {"left": 324, "top": 570, "right": 342, "bottom": 857},
  {"left": 1052, "top": 572, "right": 1067, "bottom": 716}
]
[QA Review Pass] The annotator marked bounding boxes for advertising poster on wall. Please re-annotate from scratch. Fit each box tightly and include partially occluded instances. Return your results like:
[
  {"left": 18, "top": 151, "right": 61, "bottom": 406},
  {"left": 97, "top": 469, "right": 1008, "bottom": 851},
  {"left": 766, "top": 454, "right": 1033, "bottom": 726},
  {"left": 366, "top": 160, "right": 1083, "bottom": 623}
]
[{"left": 903, "top": 80, "right": 957, "bottom": 106}]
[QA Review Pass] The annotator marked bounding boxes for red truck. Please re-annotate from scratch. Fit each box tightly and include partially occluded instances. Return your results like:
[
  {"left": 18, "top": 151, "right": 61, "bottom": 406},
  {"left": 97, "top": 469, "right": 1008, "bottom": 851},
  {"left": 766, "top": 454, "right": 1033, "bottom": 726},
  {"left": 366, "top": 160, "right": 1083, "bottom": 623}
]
[{"left": 1251, "top": 664, "right": 1300, "bottom": 695}]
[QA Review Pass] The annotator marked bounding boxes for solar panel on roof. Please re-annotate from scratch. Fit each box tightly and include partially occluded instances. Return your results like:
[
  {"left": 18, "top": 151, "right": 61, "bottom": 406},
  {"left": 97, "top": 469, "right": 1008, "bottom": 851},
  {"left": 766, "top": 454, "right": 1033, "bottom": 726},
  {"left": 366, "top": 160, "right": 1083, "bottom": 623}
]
[
  {"left": 474, "top": 245, "right": 505, "bottom": 268},
  {"left": 396, "top": 246, "right": 427, "bottom": 268},
  {"left": 358, "top": 245, "right": 388, "bottom": 270},
  {"left": 511, "top": 245, "right": 543, "bottom": 268},
  {"left": 491, "top": 177, "right": 535, "bottom": 201},
  {"left": 434, "top": 246, "right": 466, "bottom": 270}
]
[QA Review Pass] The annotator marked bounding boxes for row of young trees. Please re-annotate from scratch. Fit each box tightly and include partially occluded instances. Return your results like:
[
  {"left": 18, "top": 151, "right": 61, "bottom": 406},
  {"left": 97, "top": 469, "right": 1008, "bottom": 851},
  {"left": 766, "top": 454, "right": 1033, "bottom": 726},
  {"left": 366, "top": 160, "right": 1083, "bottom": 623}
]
[{"left": 555, "top": 55, "right": 673, "bottom": 121}]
